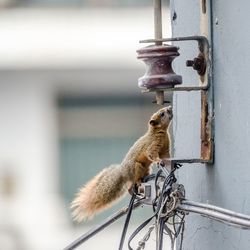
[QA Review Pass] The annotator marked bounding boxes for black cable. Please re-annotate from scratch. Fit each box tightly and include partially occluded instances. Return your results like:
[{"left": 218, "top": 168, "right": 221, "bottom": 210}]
[
  {"left": 128, "top": 165, "right": 178, "bottom": 249},
  {"left": 179, "top": 218, "right": 185, "bottom": 250},
  {"left": 64, "top": 162, "right": 184, "bottom": 250},
  {"left": 174, "top": 213, "right": 185, "bottom": 238},
  {"left": 152, "top": 168, "right": 164, "bottom": 212},
  {"left": 157, "top": 218, "right": 165, "bottom": 250},
  {"left": 126, "top": 163, "right": 182, "bottom": 250},
  {"left": 142, "top": 173, "right": 156, "bottom": 182},
  {"left": 118, "top": 190, "right": 136, "bottom": 250},
  {"left": 128, "top": 214, "right": 156, "bottom": 250},
  {"left": 128, "top": 179, "right": 165, "bottom": 249}
]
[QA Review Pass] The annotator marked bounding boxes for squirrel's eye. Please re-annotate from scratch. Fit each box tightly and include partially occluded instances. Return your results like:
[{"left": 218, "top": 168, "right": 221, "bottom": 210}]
[{"left": 160, "top": 112, "right": 165, "bottom": 118}]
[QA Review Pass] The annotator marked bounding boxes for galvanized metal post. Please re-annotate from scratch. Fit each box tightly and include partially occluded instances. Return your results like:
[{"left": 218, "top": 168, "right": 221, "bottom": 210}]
[
  {"left": 154, "top": 0, "right": 165, "bottom": 105},
  {"left": 154, "top": 0, "right": 162, "bottom": 45}
]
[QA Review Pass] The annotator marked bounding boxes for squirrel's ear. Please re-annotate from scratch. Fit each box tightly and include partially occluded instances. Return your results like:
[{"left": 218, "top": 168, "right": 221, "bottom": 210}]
[{"left": 149, "top": 119, "right": 159, "bottom": 126}]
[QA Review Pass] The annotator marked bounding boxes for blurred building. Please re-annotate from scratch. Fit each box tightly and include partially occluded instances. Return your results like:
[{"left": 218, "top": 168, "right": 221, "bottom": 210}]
[{"left": 0, "top": 1, "right": 170, "bottom": 249}]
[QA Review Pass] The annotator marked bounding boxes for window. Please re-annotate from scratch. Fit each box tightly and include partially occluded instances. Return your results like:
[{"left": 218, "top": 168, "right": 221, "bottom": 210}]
[{"left": 58, "top": 96, "right": 156, "bottom": 224}]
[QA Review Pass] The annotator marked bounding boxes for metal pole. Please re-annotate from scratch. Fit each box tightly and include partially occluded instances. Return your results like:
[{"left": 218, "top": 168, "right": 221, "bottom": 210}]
[
  {"left": 154, "top": 0, "right": 163, "bottom": 45},
  {"left": 154, "top": 0, "right": 165, "bottom": 105},
  {"left": 177, "top": 200, "right": 250, "bottom": 229}
]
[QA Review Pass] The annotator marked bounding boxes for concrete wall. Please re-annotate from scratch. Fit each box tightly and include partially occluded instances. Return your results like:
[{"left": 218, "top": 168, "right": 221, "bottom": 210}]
[{"left": 171, "top": 0, "right": 250, "bottom": 249}]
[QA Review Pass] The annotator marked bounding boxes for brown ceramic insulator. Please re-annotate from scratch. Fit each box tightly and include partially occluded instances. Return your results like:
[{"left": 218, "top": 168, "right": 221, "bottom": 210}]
[{"left": 137, "top": 44, "right": 182, "bottom": 89}]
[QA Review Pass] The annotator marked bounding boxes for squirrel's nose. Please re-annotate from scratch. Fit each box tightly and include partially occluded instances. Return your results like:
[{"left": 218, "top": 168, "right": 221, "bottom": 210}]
[{"left": 166, "top": 105, "right": 172, "bottom": 115}]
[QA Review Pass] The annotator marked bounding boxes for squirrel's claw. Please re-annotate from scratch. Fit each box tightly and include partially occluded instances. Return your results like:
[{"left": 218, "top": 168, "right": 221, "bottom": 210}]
[{"left": 157, "top": 159, "right": 165, "bottom": 167}]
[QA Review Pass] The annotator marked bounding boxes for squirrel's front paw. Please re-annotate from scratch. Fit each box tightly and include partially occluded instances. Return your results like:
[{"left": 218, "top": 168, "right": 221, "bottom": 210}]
[
  {"left": 128, "top": 183, "right": 140, "bottom": 195},
  {"left": 157, "top": 159, "right": 165, "bottom": 167}
]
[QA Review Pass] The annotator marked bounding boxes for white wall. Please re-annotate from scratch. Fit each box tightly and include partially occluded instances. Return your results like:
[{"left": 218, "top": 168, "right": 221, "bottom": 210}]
[
  {"left": 0, "top": 81, "right": 69, "bottom": 250},
  {"left": 0, "top": 7, "right": 172, "bottom": 250}
]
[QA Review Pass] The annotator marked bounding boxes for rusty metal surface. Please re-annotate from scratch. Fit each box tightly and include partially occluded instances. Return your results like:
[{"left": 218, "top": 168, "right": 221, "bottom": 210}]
[
  {"left": 201, "top": 90, "right": 213, "bottom": 162},
  {"left": 163, "top": 158, "right": 211, "bottom": 171},
  {"left": 186, "top": 53, "right": 206, "bottom": 76}
]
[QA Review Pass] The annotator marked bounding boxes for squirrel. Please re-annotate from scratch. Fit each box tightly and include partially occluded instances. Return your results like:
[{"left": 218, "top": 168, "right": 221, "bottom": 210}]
[{"left": 71, "top": 106, "right": 173, "bottom": 222}]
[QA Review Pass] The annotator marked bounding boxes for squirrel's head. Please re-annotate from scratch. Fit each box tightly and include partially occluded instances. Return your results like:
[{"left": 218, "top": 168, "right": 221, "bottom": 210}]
[{"left": 149, "top": 106, "right": 173, "bottom": 130}]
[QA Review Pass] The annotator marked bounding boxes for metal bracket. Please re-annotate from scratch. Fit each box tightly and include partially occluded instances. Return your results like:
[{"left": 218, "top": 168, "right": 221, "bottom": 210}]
[
  {"left": 164, "top": 158, "right": 212, "bottom": 169},
  {"left": 139, "top": 35, "right": 213, "bottom": 163},
  {"left": 136, "top": 1, "right": 213, "bottom": 163},
  {"left": 139, "top": 35, "right": 211, "bottom": 92}
]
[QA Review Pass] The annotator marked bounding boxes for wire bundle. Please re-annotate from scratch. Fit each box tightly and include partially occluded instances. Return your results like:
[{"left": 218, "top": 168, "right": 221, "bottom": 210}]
[{"left": 119, "top": 163, "right": 186, "bottom": 250}]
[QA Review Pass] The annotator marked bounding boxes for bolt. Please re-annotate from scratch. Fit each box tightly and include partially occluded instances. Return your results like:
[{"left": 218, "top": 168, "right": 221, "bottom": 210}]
[
  {"left": 186, "top": 60, "right": 194, "bottom": 67},
  {"left": 193, "top": 57, "right": 203, "bottom": 70},
  {"left": 186, "top": 54, "right": 206, "bottom": 76}
]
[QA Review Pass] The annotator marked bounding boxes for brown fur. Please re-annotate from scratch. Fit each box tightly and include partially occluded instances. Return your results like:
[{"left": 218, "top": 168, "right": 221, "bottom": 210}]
[
  {"left": 71, "top": 106, "right": 172, "bottom": 222},
  {"left": 71, "top": 165, "right": 126, "bottom": 221}
]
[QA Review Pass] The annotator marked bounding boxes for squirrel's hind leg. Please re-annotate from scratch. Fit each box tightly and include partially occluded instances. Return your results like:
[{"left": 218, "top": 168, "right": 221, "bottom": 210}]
[
  {"left": 134, "top": 162, "right": 151, "bottom": 185},
  {"left": 128, "top": 162, "right": 150, "bottom": 195}
]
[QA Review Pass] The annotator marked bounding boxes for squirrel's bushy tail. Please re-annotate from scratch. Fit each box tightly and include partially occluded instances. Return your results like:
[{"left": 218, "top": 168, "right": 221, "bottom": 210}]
[{"left": 71, "top": 164, "right": 128, "bottom": 222}]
